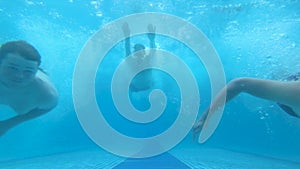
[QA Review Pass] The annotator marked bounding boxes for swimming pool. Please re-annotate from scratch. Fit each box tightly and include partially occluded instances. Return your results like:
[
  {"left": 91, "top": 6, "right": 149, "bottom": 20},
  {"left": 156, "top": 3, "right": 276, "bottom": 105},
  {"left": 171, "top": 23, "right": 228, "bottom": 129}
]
[{"left": 0, "top": 0, "right": 300, "bottom": 168}]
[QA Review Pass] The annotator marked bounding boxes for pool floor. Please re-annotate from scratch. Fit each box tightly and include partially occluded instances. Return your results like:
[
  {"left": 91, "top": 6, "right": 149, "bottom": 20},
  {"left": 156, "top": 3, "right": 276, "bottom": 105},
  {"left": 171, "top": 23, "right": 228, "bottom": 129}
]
[{"left": 0, "top": 147, "right": 299, "bottom": 169}]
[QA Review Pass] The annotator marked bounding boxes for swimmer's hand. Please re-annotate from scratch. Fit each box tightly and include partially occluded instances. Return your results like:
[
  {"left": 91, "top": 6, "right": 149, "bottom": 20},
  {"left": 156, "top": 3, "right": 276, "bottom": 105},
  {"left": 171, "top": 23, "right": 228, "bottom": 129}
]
[
  {"left": 192, "top": 118, "right": 205, "bottom": 141},
  {"left": 192, "top": 111, "right": 209, "bottom": 141},
  {"left": 147, "top": 24, "right": 156, "bottom": 40},
  {"left": 122, "top": 22, "right": 130, "bottom": 37}
]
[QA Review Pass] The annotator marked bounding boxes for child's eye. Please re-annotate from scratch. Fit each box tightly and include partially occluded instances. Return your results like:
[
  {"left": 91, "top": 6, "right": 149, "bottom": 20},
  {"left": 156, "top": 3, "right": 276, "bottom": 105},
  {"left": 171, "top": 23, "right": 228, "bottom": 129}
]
[
  {"left": 7, "top": 66, "right": 18, "bottom": 71},
  {"left": 24, "top": 70, "right": 35, "bottom": 76}
]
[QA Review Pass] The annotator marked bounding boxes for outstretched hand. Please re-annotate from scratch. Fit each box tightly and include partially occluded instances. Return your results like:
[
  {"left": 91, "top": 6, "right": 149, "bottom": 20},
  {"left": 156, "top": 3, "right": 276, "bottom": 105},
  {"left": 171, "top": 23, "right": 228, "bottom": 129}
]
[
  {"left": 192, "top": 111, "right": 209, "bottom": 141},
  {"left": 122, "top": 22, "right": 130, "bottom": 37},
  {"left": 192, "top": 118, "right": 205, "bottom": 141},
  {"left": 147, "top": 24, "right": 156, "bottom": 40}
]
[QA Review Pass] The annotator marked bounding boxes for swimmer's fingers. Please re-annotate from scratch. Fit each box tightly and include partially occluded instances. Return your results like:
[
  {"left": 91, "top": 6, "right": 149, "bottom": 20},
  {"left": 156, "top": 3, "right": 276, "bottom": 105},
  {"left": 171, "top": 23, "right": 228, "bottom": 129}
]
[
  {"left": 147, "top": 24, "right": 156, "bottom": 33},
  {"left": 192, "top": 121, "right": 201, "bottom": 141},
  {"left": 122, "top": 22, "right": 130, "bottom": 36}
]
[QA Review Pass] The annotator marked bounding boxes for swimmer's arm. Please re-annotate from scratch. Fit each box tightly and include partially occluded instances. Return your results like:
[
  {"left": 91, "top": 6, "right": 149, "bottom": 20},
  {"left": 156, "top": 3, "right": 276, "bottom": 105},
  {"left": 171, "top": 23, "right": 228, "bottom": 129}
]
[
  {"left": 149, "top": 37, "right": 156, "bottom": 57},
  {"left": 125, "top": 37, "right": 131, "bottom": 56},
  {"left": 149, "top": 34, "right": 155, "bottom": 48},
  {"left": 0, "top": 89, "right": 58, "bottom": 137},
  {"left": 0, "top": 108, "right": 53, "bottom": 137},
  {"left": 147, "top": 24, "right": 156, "bottom": 57},
  {"left": 122, "top": 22, "right": 131, "bottom": 56}
]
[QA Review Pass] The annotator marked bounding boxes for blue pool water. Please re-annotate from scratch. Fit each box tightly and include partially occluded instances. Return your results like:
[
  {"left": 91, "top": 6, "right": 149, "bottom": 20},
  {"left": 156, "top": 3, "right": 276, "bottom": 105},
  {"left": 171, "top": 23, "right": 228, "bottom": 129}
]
[{"left": 1, "top": 0, "right": 300, "bottom": 168}]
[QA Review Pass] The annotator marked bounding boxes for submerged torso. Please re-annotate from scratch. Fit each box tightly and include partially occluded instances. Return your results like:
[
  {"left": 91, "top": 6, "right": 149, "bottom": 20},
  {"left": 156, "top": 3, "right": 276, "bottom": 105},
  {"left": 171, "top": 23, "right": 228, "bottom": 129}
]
[{"left": 0, "top": 70, "right": 54, "bottom": 115}]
